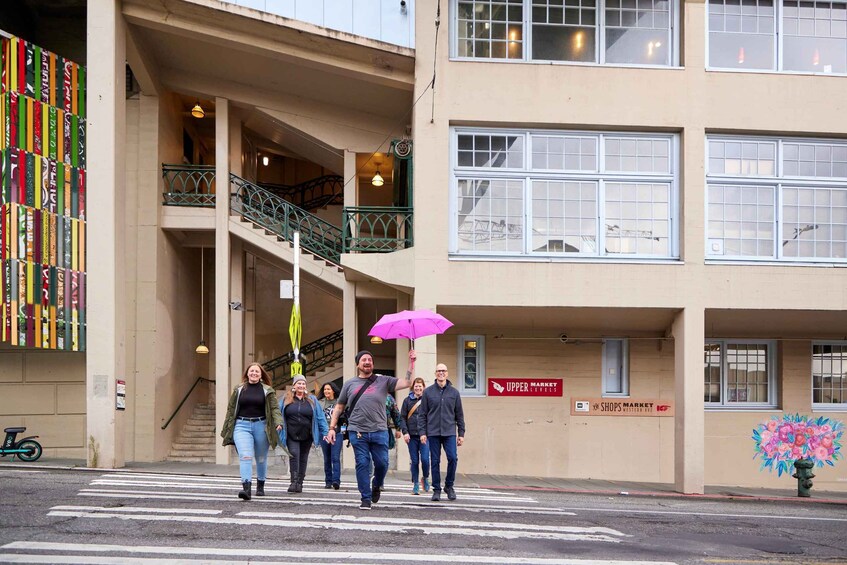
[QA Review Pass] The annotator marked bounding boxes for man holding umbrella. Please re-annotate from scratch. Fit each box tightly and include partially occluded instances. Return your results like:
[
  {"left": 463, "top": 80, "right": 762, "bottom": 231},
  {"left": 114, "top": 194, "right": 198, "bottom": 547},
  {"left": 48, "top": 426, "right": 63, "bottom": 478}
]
[{"left": 327, "top": 349, "right": 416, "bottom": 510}]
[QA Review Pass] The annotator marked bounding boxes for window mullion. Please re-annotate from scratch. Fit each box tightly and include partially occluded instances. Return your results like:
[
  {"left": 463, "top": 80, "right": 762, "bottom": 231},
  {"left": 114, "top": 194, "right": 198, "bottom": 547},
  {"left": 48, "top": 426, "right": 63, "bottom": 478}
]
[
  {"left": 776, "top": 0, "right": 783, "bottom": 71},
  {"left": 524, "top": 0, "right": 531, "bottom": 61},
  {"left": 721, "top": 340, "right": 728, "bottom": 407},
  {"left": 598, "top": 179, "right": 606, "bottom": 257},
  {"left": 598, "top": 0, "right": 605, "bottom": 64},
  {"left": 776, "top": 181, "right": 783, "bottom": 260},
  {"left": 524, "top": 175, "right": 532, "bottom": 254}
]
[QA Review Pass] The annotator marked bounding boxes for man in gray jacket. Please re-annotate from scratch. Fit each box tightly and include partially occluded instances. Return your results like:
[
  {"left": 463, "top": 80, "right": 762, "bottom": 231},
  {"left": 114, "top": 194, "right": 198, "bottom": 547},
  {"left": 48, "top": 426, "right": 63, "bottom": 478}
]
[{"left": 420, "top": 363, "right": 465, "bottom": 502}]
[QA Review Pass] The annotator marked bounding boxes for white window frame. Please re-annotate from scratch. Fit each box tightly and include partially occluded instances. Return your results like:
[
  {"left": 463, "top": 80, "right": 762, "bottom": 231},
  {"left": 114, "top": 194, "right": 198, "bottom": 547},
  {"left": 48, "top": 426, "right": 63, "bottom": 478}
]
[
  {"left": 704, "top": 339, "right": 778, "bottom": 409},
  {"left": 450, "top": 0, "right": 680, "bottom": 68},
  {"left": 458, "top": 335, "right": 486, "bottom": 396},
  {"left": 706, "top": 0, "right": 847, "bottom": 76},
  {"left": 451, "top": 127, "right": 680, "bottom": 260},
  {"left": 706, "top": 134, "right": 847, "bottom": 264},
  {"left": 811, "top": 341, "right": 847, "bottom": 411},
  {"left": 602, "top": 338, "right": 630, "bottom": 397}
]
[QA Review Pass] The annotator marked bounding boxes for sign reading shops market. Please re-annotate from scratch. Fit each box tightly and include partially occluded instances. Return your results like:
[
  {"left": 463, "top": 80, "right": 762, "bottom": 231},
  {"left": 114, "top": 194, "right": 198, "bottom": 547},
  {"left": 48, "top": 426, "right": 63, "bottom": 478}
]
[
  {"left": 487, "top": 378, "right": 563, "bottom": 397},
  {"left": 571, "top": 398, "right": 675, "bottom": 417}
]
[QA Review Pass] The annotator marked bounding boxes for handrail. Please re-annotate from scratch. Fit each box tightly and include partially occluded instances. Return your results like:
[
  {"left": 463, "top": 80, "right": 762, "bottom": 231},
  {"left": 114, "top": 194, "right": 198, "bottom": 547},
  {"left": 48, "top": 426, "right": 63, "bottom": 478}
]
[
  {"left": 162, "top": 164, "right": 216, "bottom": 207},
  {"left": 265, "top": 329, "right": 343, "bottom": 389},
  {"left": 342, "top": 206, "right": 414, "bottom": 252},
  {"left": 258, "top": 175, "right": 343, "bottom": 211},
  {"left": 161, "top": 377, "right": 216, "bottom": 430},
  {"left": 230, "top": 174, "right": 344, "bottom": 264}
]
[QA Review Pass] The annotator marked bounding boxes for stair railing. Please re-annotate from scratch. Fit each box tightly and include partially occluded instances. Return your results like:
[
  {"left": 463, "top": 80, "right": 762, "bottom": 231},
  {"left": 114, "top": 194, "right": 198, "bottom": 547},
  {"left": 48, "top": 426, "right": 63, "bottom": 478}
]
[
  {"left": 161, "top": 377, "right": 216, "bottom": 430},
  {"left": 230, "top": 174, "right": 344, "bottom": 265},
  {"left": 265, "top": 329, "right": 343, "bottom": 389},
  {"left": 162, "top": 164, "right": 217, "bottom": 207},
  {"left": 258, "top": 175, "right": 344, "bottom": 211}
]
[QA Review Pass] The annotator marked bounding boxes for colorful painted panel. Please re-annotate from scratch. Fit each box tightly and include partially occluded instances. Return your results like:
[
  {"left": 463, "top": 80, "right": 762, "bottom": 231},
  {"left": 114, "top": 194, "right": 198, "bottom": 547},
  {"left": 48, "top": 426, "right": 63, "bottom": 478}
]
[
  {"left": 0, "top": 35, "right": 85, "bottom": 351},
  {"left": 752, "top": 414, "right": 844, "bottom": 476}
]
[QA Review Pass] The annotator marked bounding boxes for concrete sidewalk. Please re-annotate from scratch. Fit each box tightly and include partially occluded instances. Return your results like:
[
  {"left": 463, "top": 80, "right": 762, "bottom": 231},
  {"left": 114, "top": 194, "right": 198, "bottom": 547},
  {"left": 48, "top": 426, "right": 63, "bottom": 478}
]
[{"left": 2, "top": 457, "right": 846, "bottom": 505}]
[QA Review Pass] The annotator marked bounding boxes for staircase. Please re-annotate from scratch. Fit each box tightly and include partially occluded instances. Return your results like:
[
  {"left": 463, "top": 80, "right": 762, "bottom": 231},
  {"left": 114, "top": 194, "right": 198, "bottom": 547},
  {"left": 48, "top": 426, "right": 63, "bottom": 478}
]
[{"left": 166, "top": 403, "right": 216, "bottom": 463}]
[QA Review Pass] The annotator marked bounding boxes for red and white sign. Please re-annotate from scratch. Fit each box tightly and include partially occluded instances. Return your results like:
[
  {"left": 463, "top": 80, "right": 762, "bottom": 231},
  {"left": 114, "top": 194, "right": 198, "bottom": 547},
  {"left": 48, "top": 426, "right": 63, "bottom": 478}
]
[{"left": 487, "top": 378, "right": 563, "bottom": 397}]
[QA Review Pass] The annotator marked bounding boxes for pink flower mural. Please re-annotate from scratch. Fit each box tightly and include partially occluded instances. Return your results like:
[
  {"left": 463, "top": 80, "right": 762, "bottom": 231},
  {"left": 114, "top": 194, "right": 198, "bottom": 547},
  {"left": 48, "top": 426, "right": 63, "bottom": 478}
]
[{"left": 752, "top": 414, "right": 844, "bottom": 476}]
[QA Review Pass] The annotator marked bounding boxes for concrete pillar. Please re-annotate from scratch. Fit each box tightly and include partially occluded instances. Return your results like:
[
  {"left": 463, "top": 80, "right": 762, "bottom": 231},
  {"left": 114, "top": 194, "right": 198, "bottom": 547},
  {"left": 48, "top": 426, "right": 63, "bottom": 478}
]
[
  {"left": 672, "top": 307, "right": 705, "bottom": 494},
  {"left": 86, "top": 0, "right": 126, "bottom": 468},
  {"left": 341, "top": 280, "right": 357, "bottom": 470},
  {"left": 230, "top": 239, "right": 244, "bottom": 386},
  {"left": 214, "top": 98, "right": 232, "bottom": 465}
]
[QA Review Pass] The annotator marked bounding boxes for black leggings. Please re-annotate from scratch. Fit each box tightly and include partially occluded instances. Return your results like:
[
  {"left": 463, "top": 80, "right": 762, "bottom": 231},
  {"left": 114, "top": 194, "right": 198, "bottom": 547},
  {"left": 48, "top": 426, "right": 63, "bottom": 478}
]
[{"left": 287, "top": 438, "right": 312, "bottom": 479}]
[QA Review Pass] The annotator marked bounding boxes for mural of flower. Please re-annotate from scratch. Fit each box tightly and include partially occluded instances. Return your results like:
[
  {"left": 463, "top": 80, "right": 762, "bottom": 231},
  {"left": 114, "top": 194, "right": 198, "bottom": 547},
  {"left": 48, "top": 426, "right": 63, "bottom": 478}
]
[{"left": 752, "top": 414, "right": 844, "bottom": 477}]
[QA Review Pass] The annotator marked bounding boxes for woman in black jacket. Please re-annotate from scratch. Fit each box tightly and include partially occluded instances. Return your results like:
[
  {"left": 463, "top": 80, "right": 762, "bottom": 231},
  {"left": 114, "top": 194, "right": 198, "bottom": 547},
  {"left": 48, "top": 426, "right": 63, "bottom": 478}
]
[{"left": 400, "top": 377, "right": 431, "bottom": 495}]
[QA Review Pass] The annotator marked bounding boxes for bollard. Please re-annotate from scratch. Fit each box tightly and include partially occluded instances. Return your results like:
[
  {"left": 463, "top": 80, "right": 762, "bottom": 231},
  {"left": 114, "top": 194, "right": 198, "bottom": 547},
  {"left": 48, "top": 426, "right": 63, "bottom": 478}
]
[{"left": 792, "top": 458, "right": 815, "bottom": 497}]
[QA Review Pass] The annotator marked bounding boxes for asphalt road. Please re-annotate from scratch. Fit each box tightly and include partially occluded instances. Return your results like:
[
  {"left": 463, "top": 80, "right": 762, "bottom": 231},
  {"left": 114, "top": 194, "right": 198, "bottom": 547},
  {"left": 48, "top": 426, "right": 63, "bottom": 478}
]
[{"left": 0, "top": 467, "right": 845, "bottom": 564}]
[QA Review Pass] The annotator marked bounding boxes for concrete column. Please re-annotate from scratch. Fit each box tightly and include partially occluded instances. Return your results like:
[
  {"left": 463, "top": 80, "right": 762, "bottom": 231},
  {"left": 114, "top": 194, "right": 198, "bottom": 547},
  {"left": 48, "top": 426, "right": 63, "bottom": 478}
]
[
  {"left": 672, "top": 307, "right": 705, "bottom": 494},
  {"left": 214, "top": 98, "right": 232, "bottom": 465},
  {"left": 341, "top": 280, "right": 357, "bottom": 470},
  {"left": 230, "top": 239, "right": 244, "bottom": 387},
  {"left": 86, "top": 0, "right": 126, "bottom": 469}
]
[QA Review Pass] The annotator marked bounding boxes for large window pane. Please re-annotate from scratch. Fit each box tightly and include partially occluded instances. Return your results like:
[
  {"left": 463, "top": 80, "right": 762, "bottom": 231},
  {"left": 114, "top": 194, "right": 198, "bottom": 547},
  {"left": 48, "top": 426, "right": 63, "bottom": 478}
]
[
  {"left": 783, "top": 0, "right": 847, "bottom": 73},
  {"left": 458, "top": 134, "right": 525, "bottom": 168},
  {"left": 457, "top": 0, "right": 524, "bottom": 59},
  {"left": 812, "top": 343, "right": 847, "bottom": 404},
  {"left": 704, "top": 343, "right": 722, "bottom": 403},
  {"left": 782, "top": 187, "right": 847, "bottom": 258},
  {"left": 531, "top": 0, "right": 597, "bottom": 61},
  {"left": 708, "top": 0, "right": 775, "bottom": 69},
  {"left": 707, "top": 184, "right": 775, "bottom": 257},
  {"left": 605, "top": 0, "right": 671, "bottom": 64},
  {"left": 726, "top": 343, "right": 770, "bottom": 403},
  {"left": 532, "top": 135, "right": 598, "bottom": 170},
  {"left": 457, "top": 178, "right": 525, "bottom": 252},
  {"left": 604, "top": 182, "right": 671, "bottom": 255},
  {"left": 531, "top": 180, "right": 598, "bottom": 253}
]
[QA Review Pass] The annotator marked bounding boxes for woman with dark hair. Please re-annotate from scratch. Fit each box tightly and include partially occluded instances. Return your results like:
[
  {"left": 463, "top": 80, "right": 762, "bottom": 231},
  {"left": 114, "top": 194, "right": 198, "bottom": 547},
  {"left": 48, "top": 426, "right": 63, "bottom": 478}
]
[
  {"left": 400, "top": 377, "right": 431, "bottom": 495},
  {"left": 278, "top": 375, "right": 329, "bottom": 493},
  {"left": 319, "top": 382, "right": 343, "bottom": 489},
  {"left": 221, "top": 362, "right": 283, "bottom": 500}
]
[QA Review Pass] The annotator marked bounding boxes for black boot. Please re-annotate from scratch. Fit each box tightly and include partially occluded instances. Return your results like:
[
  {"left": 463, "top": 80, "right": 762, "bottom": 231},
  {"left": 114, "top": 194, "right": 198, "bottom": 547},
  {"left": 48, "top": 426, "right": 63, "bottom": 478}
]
[
  {"left": 256, "top": 480, "right": 265, "bottom": 496},
  {"left": 238, "top": 481, "right": 252, "bottom": 500},
  {"left": 287, "top": 474, "right": 297, "bottom": 493},
  {"left": 294, "top": 474, "right": 304, "bottom": 493}
]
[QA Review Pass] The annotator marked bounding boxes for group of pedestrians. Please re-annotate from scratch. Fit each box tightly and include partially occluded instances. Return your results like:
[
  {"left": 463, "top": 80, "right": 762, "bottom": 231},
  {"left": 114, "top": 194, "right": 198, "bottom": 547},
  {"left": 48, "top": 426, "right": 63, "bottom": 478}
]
[{"left": 221, "top": 349, "right": 465, "bottom": 510}]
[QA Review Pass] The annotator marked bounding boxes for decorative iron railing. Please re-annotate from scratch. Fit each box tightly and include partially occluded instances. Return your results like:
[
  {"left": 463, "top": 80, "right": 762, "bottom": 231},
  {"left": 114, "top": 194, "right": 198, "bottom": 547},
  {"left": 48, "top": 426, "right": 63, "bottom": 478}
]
[
  {"left": 342, "top": 206, "right": 414, "bottom": 252},
  {"left": 258, "top": 175, "right": 344, "bottom": 211},
  {"left": 264, "top": 329, "right": 344, "bottom": 389},
  {"left": 162, "top": 164, "right": 216, "bottom": 207},
  {"left": 230, "top": 174, "right": 344, "bottom": 264}
]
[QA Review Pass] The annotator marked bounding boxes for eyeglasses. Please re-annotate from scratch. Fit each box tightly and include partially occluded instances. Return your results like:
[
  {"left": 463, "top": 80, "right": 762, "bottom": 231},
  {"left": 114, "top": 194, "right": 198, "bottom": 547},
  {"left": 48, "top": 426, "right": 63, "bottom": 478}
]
[{"left": 435, "top": 370, "right": 447, "bottom": 373}]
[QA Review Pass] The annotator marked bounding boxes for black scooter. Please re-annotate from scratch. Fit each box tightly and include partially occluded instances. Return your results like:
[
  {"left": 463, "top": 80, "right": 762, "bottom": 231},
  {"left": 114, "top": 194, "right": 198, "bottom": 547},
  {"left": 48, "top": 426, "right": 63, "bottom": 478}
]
[{"left": 0, "top": 427, "right": 42, "bottom": 461}]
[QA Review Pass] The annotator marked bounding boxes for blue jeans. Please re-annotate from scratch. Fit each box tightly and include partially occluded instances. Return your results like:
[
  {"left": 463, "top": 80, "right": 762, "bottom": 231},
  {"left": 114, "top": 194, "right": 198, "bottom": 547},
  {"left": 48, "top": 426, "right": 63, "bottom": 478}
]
[
  {"left": 407, "top": 435, "right": 430, "bottom": 484},
  {"left": 348, "top": 430, "right": 389, "bottom": 501},
  {"left": 428, "top": 435, "right": 457, "bottom": 491},
  {"left": 320, "top": 437, "right": 343, "bottom": 485},
  {"left": 233, "top": 419, "right": 270, "bottom": 483}
]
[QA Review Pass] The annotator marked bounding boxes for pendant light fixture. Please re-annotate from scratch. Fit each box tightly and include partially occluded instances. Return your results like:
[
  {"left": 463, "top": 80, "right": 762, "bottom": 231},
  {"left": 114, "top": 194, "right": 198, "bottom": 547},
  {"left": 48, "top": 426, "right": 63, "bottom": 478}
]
[
  {"left": 196, "top": 249, "right": 209, "bottom": 354},
  {"left": 372, "top": 167, "right": 384, "bottom": 187},
  {"left": 191, "top": 102, "right": 205, "bottom": 119}
]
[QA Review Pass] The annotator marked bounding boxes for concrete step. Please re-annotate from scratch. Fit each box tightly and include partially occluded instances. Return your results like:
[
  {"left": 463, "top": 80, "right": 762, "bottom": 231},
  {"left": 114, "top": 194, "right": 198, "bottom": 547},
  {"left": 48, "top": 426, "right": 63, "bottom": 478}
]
[
  {"left": 186, "top": 419, "right": 215, "bottom": 427},
  {"left": 188, "top": 413, "right": 216, "bottom": 420},
  {"left": 176, "top": 432, "right": 215, "bottom": 440},
  {"left": 183, "top": 424, "right": 215, "bottom": 433},
  {"left": 168, "top": 453, "right": 215, "bottom": 463},
  {"left": 171, "top": 443, "right": 215, "bottom": 453}
]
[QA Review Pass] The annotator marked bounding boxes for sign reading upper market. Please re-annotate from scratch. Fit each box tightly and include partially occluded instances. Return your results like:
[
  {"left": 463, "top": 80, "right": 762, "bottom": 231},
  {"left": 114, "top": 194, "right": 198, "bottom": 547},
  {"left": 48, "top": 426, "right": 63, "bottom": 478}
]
[
  {"left": 571, "top": 398, "right": 674, "bottom": 417},
  {"left": 487, "top": 378, "right": 563, "bottom": 397}
]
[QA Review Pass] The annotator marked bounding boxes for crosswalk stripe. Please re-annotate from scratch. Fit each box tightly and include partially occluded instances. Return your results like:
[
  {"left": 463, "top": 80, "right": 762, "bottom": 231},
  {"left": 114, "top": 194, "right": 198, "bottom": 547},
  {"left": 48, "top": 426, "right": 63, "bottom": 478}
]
[
  {"left": 77, "top": 489, "right": 575, "bottom": 516},
  {"left": 2, "top": 541, "right": 680, "bottom": 564},
  {"left": 101, "top": 473, "right": 514, "bottom": 495},
  {"left": 237, "top": 510, "right": 620, "bottom": 535},
  {"left": 88, "top": 479, "right": 534, "bottom": 502},
  {"left": 47, "top": 506, "right": 620, "bottom": 542}
]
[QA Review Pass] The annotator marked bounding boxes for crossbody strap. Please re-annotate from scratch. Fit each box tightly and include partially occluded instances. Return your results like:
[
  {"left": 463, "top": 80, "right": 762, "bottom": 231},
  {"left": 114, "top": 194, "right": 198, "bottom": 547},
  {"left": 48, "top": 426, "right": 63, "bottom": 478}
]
[
  {"left": 347, "top": 375, "right": 377, "bottom": 417},
  {"left": 406, "top": 399, "right": 422, "bottom": 419}
]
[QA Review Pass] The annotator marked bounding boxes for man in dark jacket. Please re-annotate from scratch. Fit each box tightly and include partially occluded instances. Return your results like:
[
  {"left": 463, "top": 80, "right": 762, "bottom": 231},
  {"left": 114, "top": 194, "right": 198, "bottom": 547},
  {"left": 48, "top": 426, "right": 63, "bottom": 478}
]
[{"left": 420, "top": 363, "right": 465, "bottom": 502}]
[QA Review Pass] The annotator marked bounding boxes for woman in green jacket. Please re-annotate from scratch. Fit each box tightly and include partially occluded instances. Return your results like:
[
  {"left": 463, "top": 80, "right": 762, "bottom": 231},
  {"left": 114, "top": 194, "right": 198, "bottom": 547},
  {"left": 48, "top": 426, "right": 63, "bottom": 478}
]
[{"left": 221, "top": 363, "right": 283, "bottom": 500}]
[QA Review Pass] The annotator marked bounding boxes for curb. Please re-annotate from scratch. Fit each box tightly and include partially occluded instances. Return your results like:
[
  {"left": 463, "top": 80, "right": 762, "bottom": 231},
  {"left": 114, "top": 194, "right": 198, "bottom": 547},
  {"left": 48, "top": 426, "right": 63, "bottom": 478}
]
[{"left": 479, "top": 484, "right": 847, "bottom": 505}]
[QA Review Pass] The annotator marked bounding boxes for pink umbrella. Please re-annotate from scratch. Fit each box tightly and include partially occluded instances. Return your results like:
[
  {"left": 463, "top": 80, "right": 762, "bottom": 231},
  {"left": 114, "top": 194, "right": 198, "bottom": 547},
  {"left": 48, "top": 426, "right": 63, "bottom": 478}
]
[{"left": 369, "top": 309, "right": 454, "bottom": 346}]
